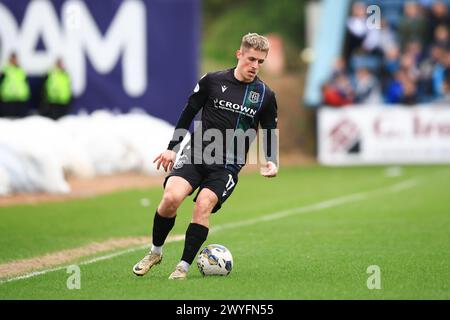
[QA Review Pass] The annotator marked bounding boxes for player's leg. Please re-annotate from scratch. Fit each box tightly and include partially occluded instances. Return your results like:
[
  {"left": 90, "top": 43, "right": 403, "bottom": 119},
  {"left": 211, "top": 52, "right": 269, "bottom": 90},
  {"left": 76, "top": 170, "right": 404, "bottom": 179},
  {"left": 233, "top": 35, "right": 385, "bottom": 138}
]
[
  {"left": 191, "top": 187, "right": 218, "bottom": 227},
  {"left": 133, "top": 176, "right": 193, "bottom": 276},
  {"left": 152, "top": 176, "right": 193, "bottom": 248},
  {"left": 168, "top": 188, "right": 217, "bottom": 280},
  {"left": 169, "top": 167, "right": 239, "bottom": 280}
]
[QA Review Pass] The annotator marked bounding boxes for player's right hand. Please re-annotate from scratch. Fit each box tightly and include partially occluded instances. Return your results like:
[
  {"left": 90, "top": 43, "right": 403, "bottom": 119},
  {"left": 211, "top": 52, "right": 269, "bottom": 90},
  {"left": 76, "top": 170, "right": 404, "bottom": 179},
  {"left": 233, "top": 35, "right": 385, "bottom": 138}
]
[
  {"left": 153, "top": 150, "right": 177, "bottom": 172},
  {"left": 260, "top": 161, "right": 278, "bottom": 178}
]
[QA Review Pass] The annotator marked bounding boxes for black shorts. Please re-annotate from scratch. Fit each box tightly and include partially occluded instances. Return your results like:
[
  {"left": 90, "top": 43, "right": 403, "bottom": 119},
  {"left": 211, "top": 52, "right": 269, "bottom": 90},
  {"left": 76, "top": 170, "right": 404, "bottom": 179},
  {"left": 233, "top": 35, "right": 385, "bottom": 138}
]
[{"left": 163, "top": 161, "right": 239, "bottom": 214}]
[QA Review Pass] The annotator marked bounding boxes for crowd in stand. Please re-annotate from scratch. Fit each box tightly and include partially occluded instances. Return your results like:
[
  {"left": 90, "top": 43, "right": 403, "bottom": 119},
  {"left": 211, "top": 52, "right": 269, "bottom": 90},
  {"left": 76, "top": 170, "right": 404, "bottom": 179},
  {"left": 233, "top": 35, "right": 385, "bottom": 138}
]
[
  {"left": 322, "top": 0, "right": 450, "bottom": 107},
  {"left": 0, "top": 53, "right": 72, "bottom": 119}
]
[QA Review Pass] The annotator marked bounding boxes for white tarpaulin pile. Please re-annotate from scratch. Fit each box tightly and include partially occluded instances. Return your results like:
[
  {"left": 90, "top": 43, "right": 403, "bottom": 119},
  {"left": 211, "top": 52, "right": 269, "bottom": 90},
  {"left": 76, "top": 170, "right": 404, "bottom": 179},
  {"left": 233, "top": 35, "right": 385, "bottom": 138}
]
[{"left": 0, "top": 110, "right": 177, "bottom": 195}]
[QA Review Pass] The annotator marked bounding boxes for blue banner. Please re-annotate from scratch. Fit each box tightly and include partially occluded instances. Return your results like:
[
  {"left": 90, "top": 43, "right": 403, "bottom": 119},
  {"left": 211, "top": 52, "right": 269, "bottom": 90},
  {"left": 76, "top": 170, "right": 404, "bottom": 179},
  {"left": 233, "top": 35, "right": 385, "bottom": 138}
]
[{"left": 0, "top": 0, "right": 200, "bottom": 125}]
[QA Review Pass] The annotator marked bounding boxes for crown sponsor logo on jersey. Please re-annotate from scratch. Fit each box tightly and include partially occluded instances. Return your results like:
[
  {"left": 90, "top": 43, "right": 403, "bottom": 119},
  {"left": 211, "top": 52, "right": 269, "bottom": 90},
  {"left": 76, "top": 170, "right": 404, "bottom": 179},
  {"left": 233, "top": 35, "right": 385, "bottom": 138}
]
[
  {"left": 248, "top": 91, "right": 260, "bottom": 104},
  {"left": 213, "top": 98, "right": 257, "bottom": 117},
  {"left": 221, "top": 85, "right": 228, "bottom": 93}
]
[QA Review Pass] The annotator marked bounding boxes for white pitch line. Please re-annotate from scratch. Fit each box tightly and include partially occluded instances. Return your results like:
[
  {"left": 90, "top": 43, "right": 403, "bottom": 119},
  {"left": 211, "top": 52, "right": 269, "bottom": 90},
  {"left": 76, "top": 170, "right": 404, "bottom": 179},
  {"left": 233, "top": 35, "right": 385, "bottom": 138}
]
[
  {"left": 387, "top": 178, "right": 418, "bottom": 193},
  {"left": 210, "top": 192, "right": 368, "bottom": 232},
  {"left": 0, "top": 235, "right": 186, "bottom": 285},
  {"left": 0, "top": 178, "right": 420, "bottom": 285}
]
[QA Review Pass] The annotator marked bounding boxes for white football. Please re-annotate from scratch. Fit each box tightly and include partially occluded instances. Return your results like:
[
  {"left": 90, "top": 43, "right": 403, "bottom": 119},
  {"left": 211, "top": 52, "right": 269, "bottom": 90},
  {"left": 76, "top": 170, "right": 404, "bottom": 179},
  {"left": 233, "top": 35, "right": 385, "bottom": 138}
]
[{"left": 197, "top": 244, "right": 233, "bottom": 276}]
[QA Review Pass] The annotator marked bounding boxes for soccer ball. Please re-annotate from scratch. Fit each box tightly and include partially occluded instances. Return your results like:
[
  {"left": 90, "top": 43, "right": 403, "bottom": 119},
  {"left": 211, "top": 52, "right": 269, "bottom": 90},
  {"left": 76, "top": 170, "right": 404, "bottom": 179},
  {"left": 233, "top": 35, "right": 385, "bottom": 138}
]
[{"left": 197, "top": 244, "right": 233, "bottom": 276}]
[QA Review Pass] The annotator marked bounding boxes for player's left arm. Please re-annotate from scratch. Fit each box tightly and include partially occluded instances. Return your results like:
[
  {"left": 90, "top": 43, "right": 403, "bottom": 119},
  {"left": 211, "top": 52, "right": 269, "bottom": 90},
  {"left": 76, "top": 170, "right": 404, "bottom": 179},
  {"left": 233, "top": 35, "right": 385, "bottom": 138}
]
[{"left": 259, "top": 91, "right": 278, "bottom": 178}]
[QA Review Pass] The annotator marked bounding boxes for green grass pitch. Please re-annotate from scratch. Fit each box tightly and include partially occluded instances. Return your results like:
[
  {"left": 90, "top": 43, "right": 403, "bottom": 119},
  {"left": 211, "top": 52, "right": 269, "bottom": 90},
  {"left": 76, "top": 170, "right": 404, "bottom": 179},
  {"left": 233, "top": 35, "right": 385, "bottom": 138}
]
[{"left": 0, "top": 165, "right": 449, "bottom": 299}]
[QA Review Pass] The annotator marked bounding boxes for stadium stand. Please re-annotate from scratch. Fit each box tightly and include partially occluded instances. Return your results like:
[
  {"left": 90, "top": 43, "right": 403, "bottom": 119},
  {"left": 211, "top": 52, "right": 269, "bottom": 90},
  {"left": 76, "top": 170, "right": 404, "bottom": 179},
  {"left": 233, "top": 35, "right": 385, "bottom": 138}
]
[{"left": 324, "top": 0, "right": 450, "bottom": 107}]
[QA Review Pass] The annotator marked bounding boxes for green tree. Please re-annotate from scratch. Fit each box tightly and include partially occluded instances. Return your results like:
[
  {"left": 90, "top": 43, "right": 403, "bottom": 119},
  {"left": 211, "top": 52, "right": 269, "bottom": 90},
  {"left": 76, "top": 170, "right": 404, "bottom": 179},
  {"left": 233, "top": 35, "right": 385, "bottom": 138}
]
[{"left": 202, "top": 0, "right": 304, "bottom": 66}]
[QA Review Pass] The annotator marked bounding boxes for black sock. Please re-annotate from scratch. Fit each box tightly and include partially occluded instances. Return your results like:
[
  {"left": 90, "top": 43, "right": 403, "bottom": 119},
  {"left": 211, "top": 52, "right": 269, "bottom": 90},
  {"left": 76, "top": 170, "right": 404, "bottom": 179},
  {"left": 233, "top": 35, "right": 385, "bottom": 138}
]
[
  {"left": 181, "top": 223, "right": 209, "bottom": 264},
  {"left": 152, "top": 211, "right": 176, "bottom": 247}
]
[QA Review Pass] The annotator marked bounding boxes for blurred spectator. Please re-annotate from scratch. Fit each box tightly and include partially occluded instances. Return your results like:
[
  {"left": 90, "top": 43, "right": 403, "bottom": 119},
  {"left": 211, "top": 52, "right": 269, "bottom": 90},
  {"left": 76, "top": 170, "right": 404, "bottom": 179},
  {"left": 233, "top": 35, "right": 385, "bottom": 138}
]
[
  {"left": 0, "top": 53, "right": 31, "bottom": 118},
  {"left": 402, "top": 76, "right": 419, "bottom": 104},
  {"left": 404, "top": 40, "right": 425, "bottom": 63},
  {"left": 322, "top": 73, "right": 354, "bottom": 107},
  {"left": 330, "top": 57, "right": 348, "bottom": 79},
  {"left": 385, "top": 71, "right": 405, "bottom": 104},
  {"left": 374, "top": 19, "right": 399, "bottom": 57},
  {"left": 419, "top": 45, "right": 445, "bottom": 99},
  {"left": 323, "top": 0, "right": 450, "bottom": 107},
  {"left": 433, "top": 49, "right": 450, "bottom": 96},
  {"left": 344, "top": 2, "right": 368, "bottom": 61},
  {"left": 353, "top": 67, "right": 380, "bottom": 103},
  {"left": 39, "top": 58, "right": 72, "bottom": 120},
  {"left": 426, "top": 1, "right": 450, "bottom": 47},
  {"left": 385, "top": 69, "right": 418, "bottom": 105},
  {"left": 379, "top": 46, "right": 400, "bottom": 96},
  {"left": 435, "top": 69, "right": 450, "bottom": 103},
  {"left": 443, "top": 70, "right": 450, "bottom": 98},
  {"left": 432, "top": 24, "right": 450, "bottom": 49},
  {"left": 398, "top": 1, "right": 427, "bottom": 50},
  {"left": 322, "top": 83, "right": 351, "bottom": 107},
  {"left": 400, "top": 52, "right": 421, "bottom": 82},
  {"left": 360, "top": 19, "right": 389, "bottom": 58},
  {"left": 383, "top": 46, "right": 401, "bottom": 76},
  {"left": 335, "top": 74, "right": 355, "bottom": 103}
]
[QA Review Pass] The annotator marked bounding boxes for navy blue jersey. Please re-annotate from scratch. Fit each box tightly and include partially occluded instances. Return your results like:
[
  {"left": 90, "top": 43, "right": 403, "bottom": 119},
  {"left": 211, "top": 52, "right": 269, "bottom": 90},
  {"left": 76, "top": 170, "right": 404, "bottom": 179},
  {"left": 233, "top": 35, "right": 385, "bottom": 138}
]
[{"left": 168, "top": 68, "right": 278, "bottom": 172}]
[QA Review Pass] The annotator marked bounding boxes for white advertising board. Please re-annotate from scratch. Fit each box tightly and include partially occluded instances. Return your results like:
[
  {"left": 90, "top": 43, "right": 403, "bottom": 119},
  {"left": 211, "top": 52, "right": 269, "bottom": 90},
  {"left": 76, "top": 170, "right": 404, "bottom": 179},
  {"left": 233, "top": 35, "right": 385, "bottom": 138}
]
[{"left": 318, "top": 106, "right": 450, "bottom": 165}]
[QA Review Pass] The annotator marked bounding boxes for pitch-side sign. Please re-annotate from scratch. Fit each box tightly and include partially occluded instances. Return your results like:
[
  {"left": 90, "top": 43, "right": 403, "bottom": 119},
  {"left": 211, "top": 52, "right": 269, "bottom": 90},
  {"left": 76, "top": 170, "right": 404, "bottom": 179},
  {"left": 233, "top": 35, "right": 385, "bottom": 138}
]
[
  {"left": 0, "top": 0, "right": 200, "bottom": 124},
  {"left": 318, "top": 106, "right": 450, "bottom": 165}
]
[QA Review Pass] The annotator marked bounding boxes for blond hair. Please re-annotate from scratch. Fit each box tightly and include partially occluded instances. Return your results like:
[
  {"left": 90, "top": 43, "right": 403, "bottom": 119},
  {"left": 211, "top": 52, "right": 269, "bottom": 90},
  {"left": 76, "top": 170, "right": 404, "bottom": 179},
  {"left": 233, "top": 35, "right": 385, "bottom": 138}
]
[{"left": 241, "top": 33, "right": 270, "bottom": 53}]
